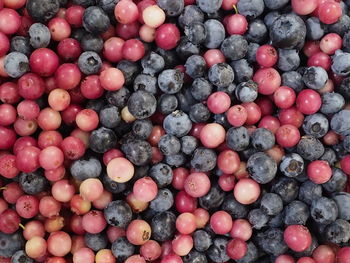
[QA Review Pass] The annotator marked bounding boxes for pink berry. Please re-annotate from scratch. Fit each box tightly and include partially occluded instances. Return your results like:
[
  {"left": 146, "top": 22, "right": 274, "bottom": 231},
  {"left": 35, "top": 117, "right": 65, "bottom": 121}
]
[
  {"left": 284, "top": 225, "right": 312, "bottom": 252},
  {"left": 184, "top": 172, "right": 211, "bottom": 198},
  {"left": 234, "top": 178, "right": 260, "bottom": 205},
  {"left": 210, "top": 211, "right": 232, "bottom": 235},
  {"left": 307, "top": 160, "right": 332, "bottom": 184}
]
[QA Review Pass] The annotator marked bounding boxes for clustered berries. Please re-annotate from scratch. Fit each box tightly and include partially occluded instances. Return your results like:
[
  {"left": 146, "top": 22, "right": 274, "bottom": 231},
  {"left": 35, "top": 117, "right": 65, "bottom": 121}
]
[{"left": 0, "top": 0, "right": 350, "bottom": 263}]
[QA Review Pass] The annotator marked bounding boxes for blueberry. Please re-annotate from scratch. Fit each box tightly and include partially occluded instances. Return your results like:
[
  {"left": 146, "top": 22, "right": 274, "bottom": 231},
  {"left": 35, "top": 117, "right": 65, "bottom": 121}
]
[
  {"left": 270, "top": 14, "right": 307, "bottom": 49},
  {"left": 251, "top": 128, "right": 275, "bottom": 151},
  {"left": 306, "top": 17, "right": 325, "bottom": 41},
  {"left": 83, "top": 7, "right": 110, "bottom": 34},
  {"left": 149, "top": 188, "right": 174, "bottom": 212},
  {"left": 70, "top": 156, "right": 102, "bottom": 181},
  {"left": 203, "top": 19, "right": 225, "bottom": 49},
  {"left": 247, "top": 152, "right": 277, "bottom": 184},
  {"left": 208, "top": 63, "right": 235, "bottom": 88},
  {"left": 226, "top": 126, "right": 250, "bottom": 152},
  {"left": 28, "top": 23, "right": 51, "bottom": 50},
  {"left": 311, "top": 197, "right": 338, "bottom": 225},
  {"left": 102, "top": 173, "right": 127, "bottom": 194},
  {"left": 181, "top": 136, "right": 198, "bottom": 155},
  {"left": 105, "top": 87, "right": 130, "bottom": 109},
  {"left": 132, "top": 74, "right": 157, "bottom": 95},
  {"left": 325, "top": 219, "right": 350, "bottom": 244},
  {"left": 330, "top": 110, "right": 350, "bottom": 136},
  {"left": 327, "top": 15, "right": 350, "bottom": 37},
  {"left": 84, "top": 233, "right": 108, "bottom": 251},
  {"left": 234, "top": 80, "right": 258, "bottom": 103},
  {"left": 320, "top": 148, "right": 337, "bottom": 166},
  {"left": 333, "top": 142, "right": 348, "bottom": 159},
  {"left": 104, "top": 200, "right": 132, "bottom": 227},
  {"left": 344, "top": 135, "right": 350, "bottom": 152},
  {"left": 176, "top": 37, "right": 201, "bottom": 61},
  {"left": 260, "top": 193, "right": 283, "bottom": 216},
  {"left": 4, "top": 52, "right": 29, "bottom": 78},
  {"left": 127, "top": 90, "right": 157, "bottom": 120},
  {"left": 141, "top": 52, "right": 165, "bottom": 76},
  {"left": 158, "top": 94, "right": 178, "bottom": 115},
  {"left": 78, "top": 51, "right": 102, "bottom": 75},
  {"left": 117, "top": 60, "right": 140, "bottom": 86},
  {"left": 298, "top": 180, "right": 322, "bottom": 205},
  {"left": 111, "top": 237, "right": 135, "bottom": 262},
  {"left": 163, "top": 111, "right": 192, "bottom": 137},
  {"left": 89, "top": 127, "right": 117, "bottom": 153},
  {"left": 164, "top": 153, "right": 187, "bottom": 167},
  {"left": 221, "top": 195, "right": 249, "bottom": 219},
  {"left": 303, "top": 66, "right": 328, "bottom": 90},
  {"left": 264, "top": 11, "right": 280, "bottom": 28},
  {"left": 158, "top": 69, "right": 184, "bottom": 94},
  {"left": 343, "top": 30, "right": 350, "bottom": 52},
  {"left": 246, "top": 19, "right": 268, "bottom": 44},
  {"left": 121, "top": 139, "right": 152, "bottom": 166},
  {"left": 264, "top": 0, "right": 288, "bottom": 9},
  {"left": 237, "top": 0, "right": 264, "bottom": 19},
  {"left": 73, "top": 0, "right": 95, "bottom": 7},
  {"left": 280, "top": 153, "right": 304, "bottom": 178},
  {"left": 248, "top": 209, "right": 269, "bottom": 230},
  {"left": 332, "top": 192, "right": 350, "bottom": 220},
  {"left": 19, "top": 170, "right": 48, "bottom": 195},
  {"left": 207, "top": 238, "right": 230, "bottom": 263},
  {"left": 189, "top": 78, "right": 212, "bottom": 102},
  {"left": 149, "top": 163, "right": 173, "bottom": 188},
  {"left": 98, "top": 0, "right": 119, "bottom": 14},
  {"left": 191, "top": 147, "right": 217, "bottom": 172},
  {"left": 277, "top": 49, "right": 300, "bottom": 72},
  {"left": 71, "top": 28, "right": 87, "bottom": 42},
  {"left": 86, "top": 98, "right": 105, "bottom": 113},
  {"left": 221, "top": 35, "right": 248, "bottom": 61},
  {"left": 99, "top": 105, "right": 121, "bottom": 129},
  {"left": 177, "top": 85, "right": 198, "bottom": 112},
  {"left": 11, "top": 250, "right": 33, "bottom": 263},
  {"left": 331, "top": 51, "right": 350, "bottom": 76},
  {"left": 183, "top": 250, "right": 208, "bottom": 263},
  {"left": 199, "top": 183, "right": 225, "bottom": 210},
  {"left": 303, "top": 113, "right": 329, "bottom": 138},
  {"left": 196, "top": 0, "right": 222, "bottom": 13},
  {"left": 322, "top": 168, "right": 347, "bottom": 193},
  {"left": 230, "top": 59, "right": 254, "bottom": 83},
  {"left": 10, "top": 36, "right": 32, "bottom": 57},
  {"left": 81, "top": 33, "right": 104, "bottom": 53},
  {"left": 0, "top": 231, "right": 24, "bottom": 258},
  {"left": 246, "top": 42, "right": 260, "bottom": 63},
  {"left": 284, "top": 200, "right": 310, "bottom": 225},
  {"left": 282, "top": 71, "right": 304, "bottom": 92},
  {"left": 272, "top": 177, "right": 299, "bottom": 204},
  {"left": 156, "top": 48, "right": 178, "bottom": 69},
  {"left": 297, "top": 135, "right": 325, "bottom": 161},
  {"left": 184, "top": 22, "right": 206, "bottom": 45},
  {"left": 213, "top": 113, "right": 230, "bottom": 129},
  {"left": 151, "top": 211, "right": 176, "bottom": 242},
  {"left": 158, "top": 134, "right": 181, "bottom": 156},
  {"left": 268, "top": 213, "right": 284, "bottom": 228},
  {"left": 237, "top": 242, "right": 258, "bottom": 263},
  {"left": 131, "top": 119, "right": 153, "bottom": 140},
  {"left": 157, "top": 0, "right": 184, "bottom": 16},
  {"left": 260, "top": 228, "right": 288, "bottom": 256},
  {"left": 178, "top": 5, "right": 204, "bottom": 28},
  {"left": 189, "top": 103, "right": 210, "bottom": 123},
  {"left": 185, "top": 55, "right": 206, "bottom": 79},
  {"left": 320, "top": 92, "right": 345, "bottom": 115},
  {"left": 193, "top": 230, "right": 212, "bottom": 252},
  {"left": 26, "top": 0, "right": 59, "bottom": 22}
]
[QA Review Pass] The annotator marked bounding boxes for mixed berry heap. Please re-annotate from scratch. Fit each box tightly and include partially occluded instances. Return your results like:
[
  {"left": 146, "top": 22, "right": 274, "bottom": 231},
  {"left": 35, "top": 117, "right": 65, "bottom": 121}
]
[{"left": 1, "top": 0, "right": 350, "bottom": 262}]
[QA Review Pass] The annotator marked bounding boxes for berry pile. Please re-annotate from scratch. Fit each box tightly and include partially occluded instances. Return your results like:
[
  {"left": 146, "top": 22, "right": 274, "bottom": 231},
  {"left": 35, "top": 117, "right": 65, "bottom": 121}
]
[{"left": 1, "top": 0, "right": 350, "bottom": 262}]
